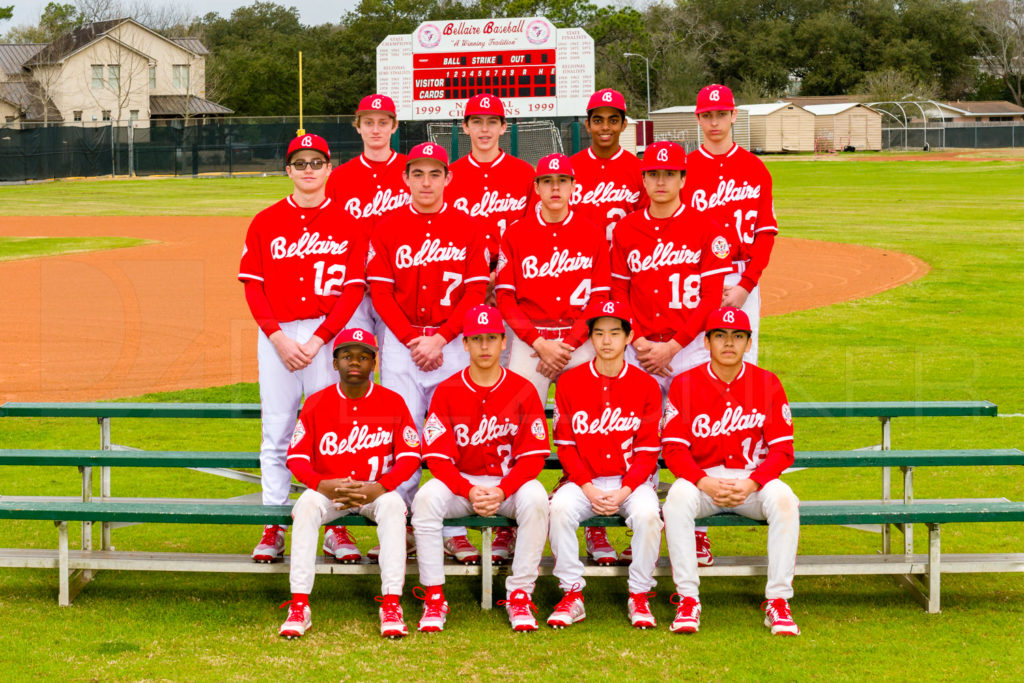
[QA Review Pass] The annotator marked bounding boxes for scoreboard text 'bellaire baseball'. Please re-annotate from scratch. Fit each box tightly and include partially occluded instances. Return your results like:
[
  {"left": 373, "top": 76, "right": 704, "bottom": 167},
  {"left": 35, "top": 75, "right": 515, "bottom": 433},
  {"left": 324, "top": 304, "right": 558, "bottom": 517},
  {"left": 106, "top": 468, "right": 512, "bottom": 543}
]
[{"left": 377, "top": 17, "right": 595, "bottom": 120}]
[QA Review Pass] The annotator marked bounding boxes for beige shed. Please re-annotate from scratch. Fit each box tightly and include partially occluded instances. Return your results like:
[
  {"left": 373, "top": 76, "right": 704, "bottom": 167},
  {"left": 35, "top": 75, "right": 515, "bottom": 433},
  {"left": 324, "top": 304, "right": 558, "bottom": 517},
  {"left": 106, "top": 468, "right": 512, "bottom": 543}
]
[
  {"left": 649, "top": 105, "right": 751, "bottom": 151},
  {"left": 739, "top": 102, "right": 815, "bottom": 152},
  {"left": 803, "top": 103, "right": 882, "bottom": 151}
]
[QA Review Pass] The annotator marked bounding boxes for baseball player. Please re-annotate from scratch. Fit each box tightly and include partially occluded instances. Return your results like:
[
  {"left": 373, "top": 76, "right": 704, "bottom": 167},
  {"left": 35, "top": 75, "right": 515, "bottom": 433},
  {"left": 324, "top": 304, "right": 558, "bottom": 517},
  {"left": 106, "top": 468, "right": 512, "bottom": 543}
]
[
  {"left": 547, "top": 300, "right": 663, "bottom": 630},
  {"left": 277, "top": 329, "right": 421, "bottom": 639},
  {"left": 323, "top": 93, "right": 411, "bottom": 564},
  {"left": 366, "top": 141, "right": 490, "bottom": 563},
  {"left": 495, "top": 152, "right": 610, "bottom": 405},
  {"left": 611, "top": 140, "right": 733, "bottom": 567},
  {"left": 446, "top": 93, "right": 537, "bottom": 263},
  {"left": 569, "top": 88, "right": 648, "bottom": 242},
  {"left": 683, "top": 84, "right": 779, "bottom": 362},
  {"left": 661, "top": 307, "right": 800, "bottom": 636},
  {"left": 239, "top": 133, "right": 367, "bottom": 564},
  {"left": 411, "top": 305, "right": 551, "bottom": 633}
]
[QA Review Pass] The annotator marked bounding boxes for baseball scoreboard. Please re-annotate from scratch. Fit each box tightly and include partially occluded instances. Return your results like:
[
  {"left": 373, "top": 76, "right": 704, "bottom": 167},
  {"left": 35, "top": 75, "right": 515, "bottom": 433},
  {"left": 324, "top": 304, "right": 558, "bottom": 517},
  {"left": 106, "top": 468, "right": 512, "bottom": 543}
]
[{"left": 377, "top": 17, "right": 594, "bottom": 120}]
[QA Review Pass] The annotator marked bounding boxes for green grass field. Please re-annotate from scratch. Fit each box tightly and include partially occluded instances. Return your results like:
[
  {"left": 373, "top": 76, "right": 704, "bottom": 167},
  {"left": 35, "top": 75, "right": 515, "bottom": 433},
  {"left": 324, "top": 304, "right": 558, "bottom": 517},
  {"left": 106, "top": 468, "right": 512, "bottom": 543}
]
[
  {"left": 0, "top": 236, "right": 149, "bottom": 262},
  {"left": 1, "top": 159, "right": 1023, "bottom": 680}
]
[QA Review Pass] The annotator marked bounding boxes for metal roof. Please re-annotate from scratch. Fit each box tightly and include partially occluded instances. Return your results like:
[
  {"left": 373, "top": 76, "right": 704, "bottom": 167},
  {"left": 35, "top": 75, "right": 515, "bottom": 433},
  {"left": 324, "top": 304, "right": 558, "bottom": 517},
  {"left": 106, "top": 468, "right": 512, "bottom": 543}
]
[
  {"left": 24, "top": 19, "right": 126, "bottom": 65},
  {"left": 739, "top": 102, "right": 802, "bottom": 116},
  {"left": 650, "top": 105, "right": 696, "bottom": 114},
  {"left": 170, "top": 37, "right": 209, "bottom": 56},
  {"left": 804, "top": 103, "right": 873, "bottom": 116},
  {"left": 0, "top": 80, "right": 64, "bottom": 121},
  {"left": 938, "top": 100, "right": 1024, "bottom": 116},
  {"left": 150, "top": 95, "right": 233, "bottom": 117},
  {"left": 0, "top": 43, "right": 46, "bottom": 76}
]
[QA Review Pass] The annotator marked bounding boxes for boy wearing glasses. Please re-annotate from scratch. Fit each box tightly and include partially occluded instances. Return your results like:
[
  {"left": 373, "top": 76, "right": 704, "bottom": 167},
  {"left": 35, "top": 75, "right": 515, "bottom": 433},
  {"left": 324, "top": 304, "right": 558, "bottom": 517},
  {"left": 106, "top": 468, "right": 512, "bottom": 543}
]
[{"left": 240, "top": 134, "right": 368, "bottom": 563}]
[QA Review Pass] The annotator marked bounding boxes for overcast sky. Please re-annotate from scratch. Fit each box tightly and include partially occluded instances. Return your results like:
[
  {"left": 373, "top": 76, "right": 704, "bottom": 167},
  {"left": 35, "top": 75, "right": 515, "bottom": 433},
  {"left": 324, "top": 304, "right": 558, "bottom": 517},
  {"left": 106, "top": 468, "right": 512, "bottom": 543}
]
[{"left": 5, "top": 1, "right": 360, "bottom": 30}]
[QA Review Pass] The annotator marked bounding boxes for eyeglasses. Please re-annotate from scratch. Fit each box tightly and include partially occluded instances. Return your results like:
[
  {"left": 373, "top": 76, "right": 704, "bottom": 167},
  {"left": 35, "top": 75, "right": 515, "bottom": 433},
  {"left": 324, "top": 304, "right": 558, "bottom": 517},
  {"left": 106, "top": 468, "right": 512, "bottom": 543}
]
[{"left": 288, "top": 159, "right": 327, "bottom": 170}]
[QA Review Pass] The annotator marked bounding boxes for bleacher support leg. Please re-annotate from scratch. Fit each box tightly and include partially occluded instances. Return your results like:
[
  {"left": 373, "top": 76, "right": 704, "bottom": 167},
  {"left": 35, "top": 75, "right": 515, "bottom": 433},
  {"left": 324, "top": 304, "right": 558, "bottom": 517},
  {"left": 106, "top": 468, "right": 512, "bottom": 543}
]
[{"left": 480, "top": 527, "right": 493, "bottom": 610}]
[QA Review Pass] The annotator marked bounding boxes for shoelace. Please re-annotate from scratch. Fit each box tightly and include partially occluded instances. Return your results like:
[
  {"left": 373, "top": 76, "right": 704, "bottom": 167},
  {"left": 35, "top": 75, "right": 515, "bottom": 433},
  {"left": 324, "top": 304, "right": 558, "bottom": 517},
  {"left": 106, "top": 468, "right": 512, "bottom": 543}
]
[
  {"left": 374, "top": 595, "right": 402, "bottom": 620},
  {"left": 494, "top": 528, "right": 516, "bottom": 545},
  {"left": 762, "top": 599, "right": 792, "bottom": 621},
  {"left": 497, "top": 590, "right": 537, "bottom": 616},
  {"left": 412, "top": 586, "right": 450, "bottom": 614},
  {"left": 670, "top": 593, "right": 699, "bottom": 614},
  {"left": 260, "top": 526, "right": 282, "bottom": 545},
  {"left": 278, "top": 599, "right": 307, "bottom": 619},
  {"left": 585, "top": 527, "right": 614, "bottom": 550},
  {"left": 554, "top": 583, "right": 583, "bottom": 612},
  {"left": 630, "top": 591, "right": 656, "bottom": 610},
  {"left": 334, "top": 527, "right": 358, "bottom": 546}
]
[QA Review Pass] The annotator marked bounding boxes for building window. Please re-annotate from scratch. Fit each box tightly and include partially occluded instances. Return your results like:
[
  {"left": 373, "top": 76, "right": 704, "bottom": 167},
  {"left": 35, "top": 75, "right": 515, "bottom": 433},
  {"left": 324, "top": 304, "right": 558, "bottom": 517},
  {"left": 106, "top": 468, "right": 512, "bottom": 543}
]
[
  {"left": 92, "top": 65, "right": 104, "bottom": 89},
  {"left": 149, "top": 66, "right": 156, "bottom": 89},
  {"left": 73, "top": 110, "right": 83, "bottom": 122},
  {"left": 102, "top": 110, "right": 111, "bottom": 121},
  {"left": 172, "top": 64, "right": 190, "bottom": 90},
  {"left": 4, "top": 116, "right": 14, "bottom": 123},
  {"left": 108, "top": 65, "right": 120, "bottom": 91},
  {"left": 130, "top": 110, "right": 139, "bottom": 121}
]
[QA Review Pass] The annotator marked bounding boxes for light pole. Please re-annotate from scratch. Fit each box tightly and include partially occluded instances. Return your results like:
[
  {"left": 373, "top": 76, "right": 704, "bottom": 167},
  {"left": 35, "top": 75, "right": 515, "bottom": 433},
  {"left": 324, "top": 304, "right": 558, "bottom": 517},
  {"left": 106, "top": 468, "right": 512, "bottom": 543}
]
[{"left": 623, "top": 52, "right": 650, "bottom": 118}]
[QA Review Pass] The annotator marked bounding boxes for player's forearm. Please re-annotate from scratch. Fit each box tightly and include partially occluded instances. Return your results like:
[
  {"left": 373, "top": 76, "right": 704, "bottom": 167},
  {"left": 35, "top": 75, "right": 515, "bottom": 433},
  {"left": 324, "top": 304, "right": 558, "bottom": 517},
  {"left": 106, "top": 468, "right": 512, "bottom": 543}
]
[
  {"left": 749, "top": 441, "right": 794, "bottom": 488},
  {"left": 498, "top": 455, "right": 545, "bottom": 498},
  {"left": 286, "top": 456, "right": 321, "bottom": 491},
  {"left": 436, "top": 281, "right": 486, "bottom": 342},
  {"left": 315, "top": 283, "right": 366, "bottom": 342},
  {"left": 377, "top": 456, "right": 420, "bottom": 492},
  {"left": 622, "top": 452, "right": 658, "bottom": 492},
  {"left": 368, "top": 283, "right": 416, "bottom": 344},
  {"left": 424, "top": 456, "right": 474, "bottom": 498},
  {"left": 675, "top": 274, "right": 725, "bottom": 345},
  {"left": 496, "top": 290, "right": 540, "bottom": 345},
  {"left": 739, "top": 233, "right": 775, "bottom": 291},
  {"left": 243, "top": 280, "right": 281, "bottom": 337},
  {"left": 663, "top": 444, "right": 707, "bottom": 485},
  {"left": 556, "top": 446, "right": 592, "bottom": 487}
]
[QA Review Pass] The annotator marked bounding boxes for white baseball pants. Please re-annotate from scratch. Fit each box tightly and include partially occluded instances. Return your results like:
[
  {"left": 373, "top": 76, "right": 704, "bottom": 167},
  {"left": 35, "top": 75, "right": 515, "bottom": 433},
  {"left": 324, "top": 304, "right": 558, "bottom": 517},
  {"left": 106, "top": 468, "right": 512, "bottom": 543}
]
[
  {"left": 288, "top": 488, "right": 408, "bottom": 596},
  {"left": 548, "top": 477, "right": 662, "bottom": 594},
  {"left": 626, "top": 333, "right": 709, "bottom": 400},
  {"left": 725, "top": 270, "right": 761, "bottom": 363},
  {"left": 257, "top": 317, "right": 337, "bottom": 506},
  {"left": 349, "top": 294, "right": 386, "bottom": 345},
  {"left": 412, "top": 476, "right": 549, "bottom": 593},
  {"left": 663, "top": 472, "right": 799, "bottom": 600},
  {"left": 507, "top": 333, "right": 596, "bottom": 405}
]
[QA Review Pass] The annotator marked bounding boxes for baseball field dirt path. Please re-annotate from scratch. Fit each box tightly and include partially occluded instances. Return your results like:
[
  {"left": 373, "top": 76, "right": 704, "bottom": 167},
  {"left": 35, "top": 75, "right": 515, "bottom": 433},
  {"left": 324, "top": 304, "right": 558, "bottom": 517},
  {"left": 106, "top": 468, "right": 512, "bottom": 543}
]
[{"left": 0, "top": 216, "right": 928, "bottom": 402}]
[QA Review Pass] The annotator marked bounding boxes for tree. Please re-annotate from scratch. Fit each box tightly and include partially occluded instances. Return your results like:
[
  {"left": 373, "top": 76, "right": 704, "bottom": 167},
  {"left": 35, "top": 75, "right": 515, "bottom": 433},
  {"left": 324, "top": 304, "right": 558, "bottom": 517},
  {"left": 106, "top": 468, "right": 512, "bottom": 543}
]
[
  {"left": 1, "top": 6, "right": 13, "bottom": 22},
  {"left": 6, "top": 2, "right": 82, "bottom": 42},
  {"left": 855, "top": 68, "right": 938, "bottom": 103},
  {"left": 974, "top": 0, "right": 1024, "bottom": 106}
]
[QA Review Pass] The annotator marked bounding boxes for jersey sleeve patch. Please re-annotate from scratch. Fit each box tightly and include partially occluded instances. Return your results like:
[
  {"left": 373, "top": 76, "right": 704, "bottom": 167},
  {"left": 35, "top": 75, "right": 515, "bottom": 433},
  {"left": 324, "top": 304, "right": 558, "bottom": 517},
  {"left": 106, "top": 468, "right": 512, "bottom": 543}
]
[
  {"left": 289, "top": 419, "right": 306, "bottom": 448},
  {"left": 781, "top": 403, "right": 792, "bottom": 426},
  {"left": 366, "top": 242, "right": 376, "bottom": 265},
  {"left": 496, "top": 249, "right": 508, "bottom": 273},
  {"left": 660, "top": 402, "right": 679, "bottom": 435},
  {"left": 423, "top": 413, "right": 446, "bottom": 446},
  {"left": 711, "top": 236, "right": 730, "bottom": 260},
  {"left": 403, "top": 426, "right": 421, "bottom": 448},
  {"left": 531, "top": 418, "right": 547, "bottom": 441}
]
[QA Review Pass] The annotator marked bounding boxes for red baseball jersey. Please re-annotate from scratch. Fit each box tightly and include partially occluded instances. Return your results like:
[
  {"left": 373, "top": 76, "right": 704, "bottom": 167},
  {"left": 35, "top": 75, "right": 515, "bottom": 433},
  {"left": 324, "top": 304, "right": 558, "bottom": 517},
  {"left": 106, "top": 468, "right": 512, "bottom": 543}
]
[
  {"left": 495, "top": 210, "right": 611, "bottom": 348},
  {"left": 366, "top": 203, "right": 490, "bottom": 344},
  {"left": 447, "top": 150, "right": 537, "bottom": 258},
  {"left": 610, "top": 205, "right": 733, "bottom": 345},
  {"left": 683, "top": 144, "right": 777, "bottom": 288},
  {"left": 285, "top": 381, "right": 421, "bottom": 492},
  {"left": 326, "top": 151, "right": 411, "bottom": 226},
  {"left": 421, "top": 367, "right": 550, "bottom": 498},
  {"left": 662, "top": 361, "right": 794, "bottom": 488},
  {"left": 553, "top": 360, "right": 662, "bottom": 491},
  {"left": 238, "top": 196, "right": 366, "bottom": 340},
  {"left": 569, "top": 147, "right": 648, "bottom": 241}
]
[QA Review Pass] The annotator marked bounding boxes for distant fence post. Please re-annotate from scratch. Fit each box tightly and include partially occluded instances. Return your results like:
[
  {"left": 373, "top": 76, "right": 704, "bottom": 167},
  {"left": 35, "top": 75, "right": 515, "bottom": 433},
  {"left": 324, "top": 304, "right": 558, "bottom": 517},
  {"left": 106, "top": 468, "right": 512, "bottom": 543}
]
[{"left": 571, "top": 120, "right": 581, "bottom": 154}]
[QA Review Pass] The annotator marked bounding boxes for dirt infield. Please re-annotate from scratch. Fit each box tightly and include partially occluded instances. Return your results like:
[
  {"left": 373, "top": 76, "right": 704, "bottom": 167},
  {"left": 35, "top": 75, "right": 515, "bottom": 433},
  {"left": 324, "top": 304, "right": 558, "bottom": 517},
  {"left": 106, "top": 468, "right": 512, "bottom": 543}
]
[{"left": 0, "top": 216, "right": 929, "bottom": 402}]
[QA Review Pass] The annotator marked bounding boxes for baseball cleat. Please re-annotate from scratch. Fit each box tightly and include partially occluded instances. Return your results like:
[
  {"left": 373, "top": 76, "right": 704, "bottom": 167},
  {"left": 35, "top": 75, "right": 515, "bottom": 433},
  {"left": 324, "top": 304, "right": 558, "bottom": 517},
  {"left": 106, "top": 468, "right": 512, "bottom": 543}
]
[
  {"left": 376, "top": 594, "right": 408, "bottom": 639},
  {"left": 762, "top": 598, "right": 800, "bottom": 636},
  {"left": 498, "top": 589, "right": 538, "bottom": 632},
  {"left": 546, "top": 590, "right": 585, "bottom": 628},
  {"left": 584, "top": 526, "right": 618, "bottom": 565},
  {"left": 628, "top": 592, "right": 657, "bottom": 629},
  {"left": 252, "top": 525, "right": 285, "bottom": 563},
  {"left": 491, "top": 527, "right": 517, "bottom": 564},
  {"left": 670, "top": 594, "right": 701, "bottom": 634},
  {"left": 323, "top": 525, "right": 361, "bottom": 563},
  {"left": 618, "top": 545, "right": 633, "bottom": 565},
  {"left": 413, "top": 586, "right": 449, "bottom": 633},
  {"left": 443, "top": 535, "right": 481, "bottom": 564},
  {"left": 695, "top": 530, "right": 715, "bottom": 567},
  {"left": 278, "top": 600, "right": 311, "bottom": 639},
  {"left": 369, "top": 527, "right": 417, "bottom": 562}
]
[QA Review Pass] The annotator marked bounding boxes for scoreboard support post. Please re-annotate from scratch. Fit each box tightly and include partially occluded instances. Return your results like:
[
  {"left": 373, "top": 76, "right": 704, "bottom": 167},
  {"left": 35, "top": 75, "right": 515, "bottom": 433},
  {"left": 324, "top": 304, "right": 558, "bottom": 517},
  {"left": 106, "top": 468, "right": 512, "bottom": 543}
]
[{"left": 510, "top": 124, "right": 519, "bottom": 157}]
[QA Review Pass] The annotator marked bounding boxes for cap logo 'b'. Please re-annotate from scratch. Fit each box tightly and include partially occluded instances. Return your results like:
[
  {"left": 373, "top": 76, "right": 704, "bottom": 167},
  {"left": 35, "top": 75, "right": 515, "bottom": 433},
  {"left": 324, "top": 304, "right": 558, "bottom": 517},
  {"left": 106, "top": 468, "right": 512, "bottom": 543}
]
[
  {"left": 477, "top": 312, "right": 489, "bottom": 325},
  {"left": 301, "top": 135, "right": 313, "bottom": 147},
  {"left": 602, "top": 302, "right": 616, "bottom": 314},
  {"left": 656, "top": 148, "right": 669, "bottom": 162},
  {"left": 549, "top": 158, "right": 559, "bottom": 169},
  {"left": 480, "top": 97, "right": 490, "bottom": 109},
  {"left": 423, "top": 144, "right": 434, "bottom": 156},
  {"left": 723, "top": 310, "right": 735, "bottom": 323},
  {"left": 371, "top": 98, "right": 382, "bottom": 109},
  {"left": 353, "top": 330, "right": 364, "bottom": 340},
  {"left": 710, "top": 89, "right": 721, "bottom": 102},
  {"left": 602, "top": 91, "right": 613, "bottom": 102}
]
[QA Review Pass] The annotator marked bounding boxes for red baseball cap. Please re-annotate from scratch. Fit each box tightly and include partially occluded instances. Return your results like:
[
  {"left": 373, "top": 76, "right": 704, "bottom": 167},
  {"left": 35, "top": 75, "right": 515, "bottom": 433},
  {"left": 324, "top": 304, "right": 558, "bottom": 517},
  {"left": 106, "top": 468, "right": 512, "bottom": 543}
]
[
  {"left": 640, "top": 141, "right": 686, "bottom": 172},
  {"left": 464, "top": 93, "right": 505, "bottom": 120},
  {"left": 463, "top": 305, "right": 504, "bottom": 337},
  {"left": 287, "top": 133, "right": 330, "bottom": 162},
  {"left": 333, "top": 328, "right": 378, "bottom": 355},
  {"left": 585, "top": 299, "right": 633, "bottom": 327},
  {"left": 356, "top": 94, "right": 396, "bottom": 117},
  {"left": 587, "top": 88, "right": 627, "bottom": 115},
  {"left": 705, "top": 307, "right": 751, "bottom": 333},
  {"left": 535, "top": 153, "right": 574, "bottom": 178},
  {"left": 406, "top": 141, "right": 449, "bottom": 168},
  {"left": 695, "top": 84, "right": 736, "bottom": 113}
]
